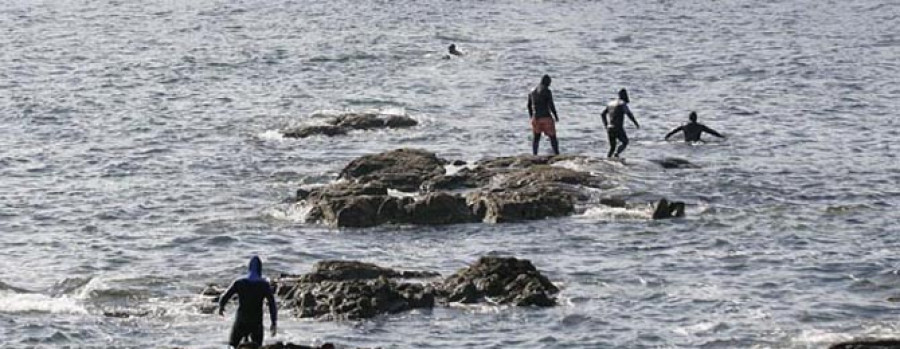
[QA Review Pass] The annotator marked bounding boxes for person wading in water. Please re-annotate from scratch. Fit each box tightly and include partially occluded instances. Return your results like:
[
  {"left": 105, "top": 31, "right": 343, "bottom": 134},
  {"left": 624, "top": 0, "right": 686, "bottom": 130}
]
[{"left": 601, "top": 88, "right": 640, "bottom": 158}]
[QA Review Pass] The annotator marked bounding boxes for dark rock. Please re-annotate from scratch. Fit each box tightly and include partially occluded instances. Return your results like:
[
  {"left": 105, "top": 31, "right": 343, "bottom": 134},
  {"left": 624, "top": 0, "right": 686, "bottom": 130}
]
[
  {"left": 406, "top": 192, "right": 478, "bottom": 225},
  {"left": 376, "top": 196, "right": 414, "bottom": 224},
  {"left": 339, "top": 148, "right": 446, "bottom": 192},
  {"left": 829, "top": 339, "right": 900, "bottom": 349},
  {"left": 599, "top": 197, "right": 627, "bottom": 208},
  {"left": 451, "top": 160, "right": 467, "bottom": 166},
  {"left": 383, "top": 115, "right": 418, "bottom": 128},
  {"left": 441, "top": 256, "right": 558, "bottom": 306},
  {"left": 497, "top": 165, "right": 603, "bottom": 190},
  {"left": 650, "top": 157, "right": 700, "bottom": 169},
  {"left": 420, "top": 167, "right": 494, "bottom": 192},
  {"left": 300, "top": 260, "right": 440, "bottom": 283},
  {"left": 467, "top": 188, "right": 575, "bottom": 223},
  {"left": 283, "top": 125, "right": 348, "bottom": 138},
  {"left": 296, "top": 188, "right": 311, "bottom": 201},
  {"left": 309, "top": 195, "right": 388, "bottom": 228},
  {"left": 652, "top": 198, "right": 685, "bottom": 220},
  {"left": 286, "top": 277, "right": 435, "bottom": 320},
  {"left": 330, "top": 113, "right": 384, "bottom": 129}
]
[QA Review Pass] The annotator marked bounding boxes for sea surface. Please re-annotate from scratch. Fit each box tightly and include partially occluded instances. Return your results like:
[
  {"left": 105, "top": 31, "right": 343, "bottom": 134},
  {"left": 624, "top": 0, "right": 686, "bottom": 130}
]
[{"left": 2, "top": 0, "right": 900, "bottom": 348}]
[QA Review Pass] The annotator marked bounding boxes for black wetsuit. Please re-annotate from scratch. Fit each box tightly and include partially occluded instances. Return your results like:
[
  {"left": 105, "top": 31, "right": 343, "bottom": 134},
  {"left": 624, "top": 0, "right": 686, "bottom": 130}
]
[
  {"left": 665, "top": 122, "right": 724, "bottom": 142},
  {"left": 527, "top": 84, "right": 560, "bottom": 155},
  {"left": 219, "top": 258, "right": 277, "bottom": 348},
  {"left": 527, "top": 85, "right": 557, "bottom": 120},
  {"left": 601, "top": 99, "right": 637, "bottom": 157}
]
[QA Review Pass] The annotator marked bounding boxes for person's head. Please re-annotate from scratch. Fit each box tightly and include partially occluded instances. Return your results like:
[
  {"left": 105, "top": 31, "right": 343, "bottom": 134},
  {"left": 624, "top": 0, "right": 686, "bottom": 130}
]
[
  {"left": 448, "top": 44, "right": 456, "bottom": 52},
  {"left": 689, "top": 111, "right": 697, "bottom": 122},
  {"left": 248, "top": 256, "right": 263, "bottom": 279},
  {"left": 618, "top": 88, "right": 629, "bottom": 103},
  {"left": 540, "top": 74, "right": 552, "bottom": 87}
]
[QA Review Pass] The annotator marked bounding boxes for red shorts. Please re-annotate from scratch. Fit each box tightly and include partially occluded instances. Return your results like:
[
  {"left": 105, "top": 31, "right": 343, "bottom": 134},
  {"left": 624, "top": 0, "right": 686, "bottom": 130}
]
[{"left": 530, "top": 117, "right": 556, "bottom": 137}]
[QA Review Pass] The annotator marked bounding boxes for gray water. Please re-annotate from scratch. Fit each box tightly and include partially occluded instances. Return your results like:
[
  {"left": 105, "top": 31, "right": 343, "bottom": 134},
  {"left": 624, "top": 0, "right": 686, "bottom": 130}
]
[{"left": 2, "top": 0, "right": 900, "bottom": 348}]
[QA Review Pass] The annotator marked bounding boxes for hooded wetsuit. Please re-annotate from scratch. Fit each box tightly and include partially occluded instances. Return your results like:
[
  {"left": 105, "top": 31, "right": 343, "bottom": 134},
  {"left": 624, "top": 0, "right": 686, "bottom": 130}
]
[
  {"left": 665, "top": 121, "right": 724, "bottom": 142},
  {"left": 601, "top": 98, "right": 638, "bottom": 157},
  {"left": 219, "top": 256, "right": 277, "bottom": 348}
]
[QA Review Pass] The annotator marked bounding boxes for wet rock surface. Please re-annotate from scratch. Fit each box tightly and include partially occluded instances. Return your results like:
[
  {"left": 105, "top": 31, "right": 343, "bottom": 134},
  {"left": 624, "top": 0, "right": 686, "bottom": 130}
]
[
  {"left": 282, "top": 112, "right": 418, "bottom": 139},
  {"left": 298, "top": 149, "right": 614, "bottom": 227},
  {"left": 439, "top": 256, "right": 559, "bottom": 306},
  {"left": 209, "top": 257, "right": 558, "bottom": 321}
]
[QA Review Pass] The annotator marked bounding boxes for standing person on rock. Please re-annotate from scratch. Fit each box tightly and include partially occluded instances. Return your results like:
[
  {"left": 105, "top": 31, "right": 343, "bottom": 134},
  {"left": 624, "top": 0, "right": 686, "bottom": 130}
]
[
  {"left": 219, "top": 256, "right": 278, "bottom": 348},
  {"left": 527, "top": 74, "right": 561, "bottom": 155},
  {"left": 601, "top": 88, "right": 640, "bottom": 158}
]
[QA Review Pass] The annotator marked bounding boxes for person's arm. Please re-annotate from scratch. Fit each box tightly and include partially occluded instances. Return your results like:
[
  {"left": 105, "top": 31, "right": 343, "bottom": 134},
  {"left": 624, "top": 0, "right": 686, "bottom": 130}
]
[
  {"left": 600, "top": 107, "right": 609, "bottom": 129},
  {"left": 217, "top": 281, "right": 238, "bottom": 316},
  {"left": 548, "top": 91, "right": 558, "bottom": 121},
  {"left": 625, "top": 105, "right": 639, "bottom": 129},
  {"left": 527, "top": 93, "right": 534, "bottom": 118},
  {"left": 266, "top": 283, "right": 278, "bottom": 336},
  {"left": 702, "top": 125, "right": 725, "bottom": 139},
  {"left": 664, "top": 126, "right": 683, "bottom": 140}
]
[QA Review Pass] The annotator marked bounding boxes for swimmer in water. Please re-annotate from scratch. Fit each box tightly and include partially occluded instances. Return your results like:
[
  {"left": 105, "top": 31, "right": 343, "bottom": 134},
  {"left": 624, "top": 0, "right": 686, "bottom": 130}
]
[
  {"left": 664, "top": 111, "right": 725, "bottom": 142},
  {"left": 448, "top": 43, "right": 463, "bottom": 56}
]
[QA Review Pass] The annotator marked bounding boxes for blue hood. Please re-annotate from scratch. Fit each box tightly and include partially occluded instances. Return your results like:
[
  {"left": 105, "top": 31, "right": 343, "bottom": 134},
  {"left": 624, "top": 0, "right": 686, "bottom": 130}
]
[{"left": 247, "top": 256, "right": 263, "bottom": 280}]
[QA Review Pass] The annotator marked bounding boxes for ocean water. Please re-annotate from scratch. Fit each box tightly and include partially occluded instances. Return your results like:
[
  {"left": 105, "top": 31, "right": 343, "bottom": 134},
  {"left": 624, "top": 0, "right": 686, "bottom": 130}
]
[{"left": 2, "top": 0, "right": 900, "bottom": 348}]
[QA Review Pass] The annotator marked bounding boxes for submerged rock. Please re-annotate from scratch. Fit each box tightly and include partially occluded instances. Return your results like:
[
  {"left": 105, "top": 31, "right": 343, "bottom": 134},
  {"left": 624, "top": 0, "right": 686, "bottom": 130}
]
[
  {"left": 282, "top": 112, "right": 418, "bottom": 139},
  {"left": 650, "top": 157, "right": 700, "bottom": 169},
  {"left": 440, "top": 256, "right": 559, "bottom": 306},
  {"left": 829, "top": 339, "right": 900, "bottom": 349}
]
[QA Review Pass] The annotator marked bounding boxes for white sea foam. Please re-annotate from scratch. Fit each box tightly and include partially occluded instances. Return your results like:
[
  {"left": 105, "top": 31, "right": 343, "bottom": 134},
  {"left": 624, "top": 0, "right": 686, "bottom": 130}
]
[
  {"left": 0, "top": 291, "right": 87, "bottom": 315},
  {"left": 258, "top": 129, "right": 285, "bottom": 141},
  {"left": 577, "top": 205, "right": 653, "bottom": 221}
]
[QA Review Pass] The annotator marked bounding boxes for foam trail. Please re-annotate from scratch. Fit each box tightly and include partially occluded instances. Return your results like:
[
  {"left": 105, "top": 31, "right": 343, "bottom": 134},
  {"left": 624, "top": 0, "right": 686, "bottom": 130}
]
[{"left": 0, "top": 291, "right": 87, "bottom": 315}]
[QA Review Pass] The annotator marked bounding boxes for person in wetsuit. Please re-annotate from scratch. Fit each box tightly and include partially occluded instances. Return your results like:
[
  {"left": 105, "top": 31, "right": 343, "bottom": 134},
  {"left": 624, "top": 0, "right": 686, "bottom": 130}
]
[
  {"left": 664, "top": 111, "right": 725, "bottom": 142},
  {"left": 219, "top": 256, "right": 277, "bottom": 348},
  {"left": 527, "top": 74, "right": 560, "bottom": 155},
  {"left": 600, "top": 88, "right": 639, "bottom": 158},
  {"left": 448, "top": 44, "right": 463, "bottom": 56}
]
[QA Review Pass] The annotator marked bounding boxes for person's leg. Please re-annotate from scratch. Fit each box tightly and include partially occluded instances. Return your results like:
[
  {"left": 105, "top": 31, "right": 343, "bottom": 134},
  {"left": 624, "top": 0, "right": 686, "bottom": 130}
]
[
  {"left": 229, "top": 321, "right": 247, "bottom": 348},
  {"left": 549, "top": 136, "right": 560, "bottom": 155},
  {"left": 250, "top": 323, "right": 264, "bottom": 346},
  {"left": 606, "top": 129, "right": 617, "bottom": 158},
  {"left": 532, "top": 133, "right": 542, "bottom": 155},
  {"left": 614, "top": 130, "right": 629, "bottom": 157}
]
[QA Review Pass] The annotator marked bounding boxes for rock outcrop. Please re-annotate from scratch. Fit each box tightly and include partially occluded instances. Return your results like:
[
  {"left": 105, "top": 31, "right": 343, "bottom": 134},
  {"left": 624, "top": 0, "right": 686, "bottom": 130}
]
[
  {"left": 273, "top": 261, "right": 438, "bottom": 320},
  {"left": 439, "top": 256, "right": 558, "bottom": 306},
  {"left": 206, "top": 257, "right": 558, "bottom": 321},
  {"left": 282, "top": 112, "right": 418, "bottom": 139},
  {"left": 297, "top": 149, "right": 611, "bottom": 227}
]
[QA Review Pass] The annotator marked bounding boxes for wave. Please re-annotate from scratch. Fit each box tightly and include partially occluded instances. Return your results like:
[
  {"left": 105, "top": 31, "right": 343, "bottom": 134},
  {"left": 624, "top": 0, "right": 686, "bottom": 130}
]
[{"left": 0, "top": 291, "right": 87, "bottom": 315}]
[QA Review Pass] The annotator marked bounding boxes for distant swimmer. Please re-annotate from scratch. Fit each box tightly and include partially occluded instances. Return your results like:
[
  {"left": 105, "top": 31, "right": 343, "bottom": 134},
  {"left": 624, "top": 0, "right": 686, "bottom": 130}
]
[
  {"left": 664, "top": 111, "right": 725, "bottom": 142},
  {"left": 219, "top": 256, "right": 277, "bottom": 348},
  {"left": 448, "top": 44, "right": 463, "bottom": 56},
  {"left": 600, "top": 88, "right": 639, "bottom": 158},
  {"left": 527, "top": 74, "right": 560, "bottom": 155}
]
